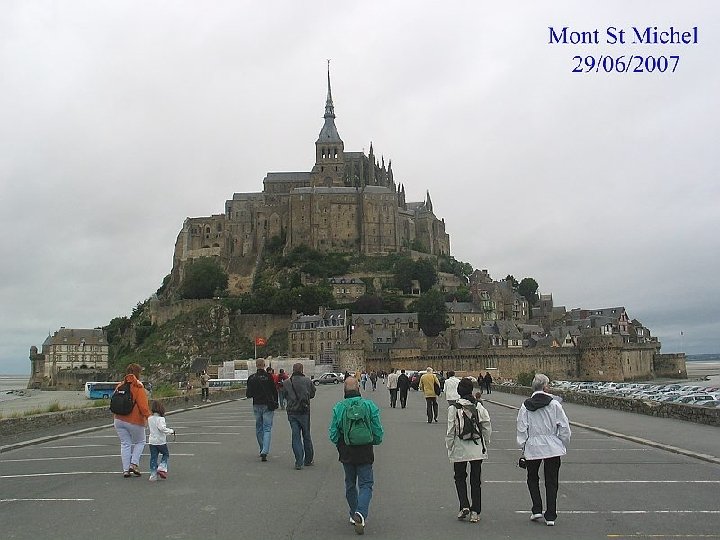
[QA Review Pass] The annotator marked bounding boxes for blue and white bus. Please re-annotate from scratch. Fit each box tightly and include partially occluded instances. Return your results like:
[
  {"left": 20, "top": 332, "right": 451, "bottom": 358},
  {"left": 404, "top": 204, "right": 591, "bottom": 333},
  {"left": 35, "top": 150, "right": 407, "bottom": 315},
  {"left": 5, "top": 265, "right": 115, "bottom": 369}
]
[
  {"left": 84, "top": 381, "right": 119, "bottom": 399},
  {"left": 208, "top": 378, "right": 247, "bottom": 391}
]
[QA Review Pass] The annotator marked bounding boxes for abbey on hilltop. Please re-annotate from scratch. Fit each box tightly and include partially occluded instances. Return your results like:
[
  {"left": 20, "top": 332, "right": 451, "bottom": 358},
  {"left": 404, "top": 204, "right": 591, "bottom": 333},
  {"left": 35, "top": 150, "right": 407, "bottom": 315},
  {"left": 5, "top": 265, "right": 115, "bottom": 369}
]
[{"left": 171, "top": 67, "right": 450, "bottom": 292}]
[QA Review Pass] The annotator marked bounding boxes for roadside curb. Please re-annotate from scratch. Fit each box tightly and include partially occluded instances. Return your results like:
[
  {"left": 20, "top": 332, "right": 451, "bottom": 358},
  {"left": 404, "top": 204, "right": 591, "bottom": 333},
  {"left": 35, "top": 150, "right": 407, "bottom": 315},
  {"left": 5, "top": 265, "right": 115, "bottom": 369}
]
[
  {"left": 0, "top": 399, "right": 237, "bottom": 454},
  {"left": 484, "top": 398, "right": 720, "bottom": 466}
]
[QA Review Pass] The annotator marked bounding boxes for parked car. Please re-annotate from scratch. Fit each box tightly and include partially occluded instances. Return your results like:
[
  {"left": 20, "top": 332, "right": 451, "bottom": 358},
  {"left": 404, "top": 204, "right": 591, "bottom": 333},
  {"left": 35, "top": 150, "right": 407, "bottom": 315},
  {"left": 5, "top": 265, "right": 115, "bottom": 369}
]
[{"left": 313, "top": 373, "right": 343, "bottom": 386}]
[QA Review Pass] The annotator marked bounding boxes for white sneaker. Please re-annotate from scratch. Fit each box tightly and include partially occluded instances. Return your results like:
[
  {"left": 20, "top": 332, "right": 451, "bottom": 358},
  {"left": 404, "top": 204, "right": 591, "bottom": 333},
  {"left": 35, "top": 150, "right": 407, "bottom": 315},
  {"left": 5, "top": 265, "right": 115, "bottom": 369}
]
[
  {"left": 469, "top": 511, "right": 479, "bottom": 523},
  {"left": 148, "top": 474, "right": 157, "bottom": 482},
  {"left": 353, "top": 511, "right": 365, "bottom": 535},
  {"left": 457, "top": 508, "right": 470, "bottom": 520},
  {"left": 530, "top": 513, "right": 543, "bottom": 521},
  {"left": 349, "top": 516, "right": 355, "bottom": 525},
  {"left": 546, "top": 521, "right": 555, "bottom": 526}
]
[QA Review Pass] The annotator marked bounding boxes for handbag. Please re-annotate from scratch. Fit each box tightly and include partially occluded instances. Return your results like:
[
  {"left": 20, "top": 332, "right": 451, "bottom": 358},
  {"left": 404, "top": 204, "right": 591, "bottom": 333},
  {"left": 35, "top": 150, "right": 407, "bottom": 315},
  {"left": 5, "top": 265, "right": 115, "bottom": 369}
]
[{"left": 434, "top": 381, "right": 442, "bottom": 396}]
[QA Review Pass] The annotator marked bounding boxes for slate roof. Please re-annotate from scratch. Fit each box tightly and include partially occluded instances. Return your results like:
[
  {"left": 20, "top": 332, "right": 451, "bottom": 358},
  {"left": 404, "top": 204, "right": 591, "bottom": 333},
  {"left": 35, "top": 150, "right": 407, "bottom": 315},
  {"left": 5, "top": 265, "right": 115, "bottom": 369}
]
[
  {"left": 263, "top": 172, "right": 312, "bottom": 183},
  {"left": 43, "top": 328, "right": 107, "bottom": 347},
  {"left": 353, "top": 313, "right": 418, "bottom": 325},
  {"left": 445, "top": 302, "right": 482, "bottom": 313}
]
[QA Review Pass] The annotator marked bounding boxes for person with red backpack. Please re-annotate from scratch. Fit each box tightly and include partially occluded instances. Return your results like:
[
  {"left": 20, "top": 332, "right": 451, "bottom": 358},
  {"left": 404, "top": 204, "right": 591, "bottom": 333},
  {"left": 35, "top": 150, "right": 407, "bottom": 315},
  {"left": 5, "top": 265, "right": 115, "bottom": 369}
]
[{"left": 276, "top": 369, "right": 289, "bottom": 409}]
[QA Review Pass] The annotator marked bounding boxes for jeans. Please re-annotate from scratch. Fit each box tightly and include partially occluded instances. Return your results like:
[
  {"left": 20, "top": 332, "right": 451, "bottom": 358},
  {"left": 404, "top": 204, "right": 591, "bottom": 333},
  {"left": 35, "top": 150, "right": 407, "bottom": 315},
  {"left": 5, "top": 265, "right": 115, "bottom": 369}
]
[
  {"left": 278, "top": 390, "right": 287, "bottom": 409},
  {"left": 343, "top": 463, "right": 374, "bottom": 519},
  {"left": 253, "top": 404, "right": 274, "bottom": 455},
  {"left": 454, "top": 459, "right": 482, "bottom": 512},
  {"left": 526, "top": 456, "right": 561, "bottom": 521},
  {"left": 201, "top": 387, "right": 209, "bottom": 400},
  {"left": 426, "top": 397, "right": 438, "bottom": 421},
  {"left": 389, "top": 389, "right": 398, "bottom": 408},
  {"left": 288, "top": 413, "right": 313, "bottom": 466},
  {"left": 149, "top": 444, "right": 169, "bottom": 475},
  {"left": 114, "top": 418, "right": 146, "bottom": 472}
]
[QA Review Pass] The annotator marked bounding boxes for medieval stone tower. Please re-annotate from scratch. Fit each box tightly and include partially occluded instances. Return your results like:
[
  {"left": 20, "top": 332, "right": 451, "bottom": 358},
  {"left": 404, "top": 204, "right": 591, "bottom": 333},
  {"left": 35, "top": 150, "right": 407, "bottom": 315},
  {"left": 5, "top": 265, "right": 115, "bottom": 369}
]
[{"left": 172, "top": 66, "right": 451, "bottom": 292}]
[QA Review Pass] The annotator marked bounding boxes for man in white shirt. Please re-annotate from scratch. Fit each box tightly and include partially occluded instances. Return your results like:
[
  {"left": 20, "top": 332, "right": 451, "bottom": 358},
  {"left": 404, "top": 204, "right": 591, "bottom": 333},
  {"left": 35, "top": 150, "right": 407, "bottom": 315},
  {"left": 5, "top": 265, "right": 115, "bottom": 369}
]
[
  {"left": 443, "top": 370, "right": 461, "bottom": 405},
  {"left": 387, "top": 369, "right": 400, "bottom": 408},
  {"left": 516, "top": 373, "right": 571, "bottom": 527}
]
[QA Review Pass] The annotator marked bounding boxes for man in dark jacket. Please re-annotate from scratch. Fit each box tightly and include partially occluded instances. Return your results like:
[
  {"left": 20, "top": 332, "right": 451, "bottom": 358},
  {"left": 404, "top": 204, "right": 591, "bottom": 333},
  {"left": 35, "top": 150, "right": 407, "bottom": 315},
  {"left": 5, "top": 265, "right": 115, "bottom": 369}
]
[
  {"left": 281, "top": 363, "right": 316, "bottom": 470},
  {"left": 483, "top": 372, "right": 493, "bottom": 394},
  {"left": 328, "top": 377, "right": 384, "bottom": 535},
  {"left": 397, "top": 369, "right": 411, "bottom": 409},
  {"left": 246, "top": 359, "right": 278, "bottom": 462}
]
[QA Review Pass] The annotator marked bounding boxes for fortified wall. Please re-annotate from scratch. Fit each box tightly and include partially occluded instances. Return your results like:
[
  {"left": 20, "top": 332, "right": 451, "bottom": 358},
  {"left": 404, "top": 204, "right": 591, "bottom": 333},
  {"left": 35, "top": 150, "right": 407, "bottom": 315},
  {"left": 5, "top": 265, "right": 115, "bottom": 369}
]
[
  {"left": 149, "top": 300, "right": 290, "bottom": 341},
  {"left": 338, "top": 338, "right": 678, "bottom": 383}
]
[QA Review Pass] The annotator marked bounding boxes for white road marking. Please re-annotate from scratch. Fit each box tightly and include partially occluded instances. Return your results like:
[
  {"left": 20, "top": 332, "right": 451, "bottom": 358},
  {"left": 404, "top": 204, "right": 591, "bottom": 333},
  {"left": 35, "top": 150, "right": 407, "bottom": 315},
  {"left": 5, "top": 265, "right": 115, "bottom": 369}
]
[
  {"left": 497, "top": 448, "right": 649, "bottom": 451},
  {"left": 494, "top": 480, "right": 720, "bottom": 484},
  {"left": 1, "top": 498, "right": 94, "bottom": 503},
  {"left": 514, "top": 510, "right": 720, "bottom": 513},
  {"left": 1, "top": 454, "right": 194, "bottom": 462},
  {"left": 2, "top": 472, "right": 121, "bottom": 478}
]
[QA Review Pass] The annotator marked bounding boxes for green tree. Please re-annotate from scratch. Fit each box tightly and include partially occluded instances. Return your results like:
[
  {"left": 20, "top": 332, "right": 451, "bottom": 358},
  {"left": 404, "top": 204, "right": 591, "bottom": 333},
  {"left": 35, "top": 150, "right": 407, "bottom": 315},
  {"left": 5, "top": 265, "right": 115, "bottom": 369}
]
[
  {"left": 352, "top": 294, "right": 384, "bottom": 313},
  {"left": 409, "top": 289, "right": 449, "bottom": 337},
  {"left": 394, "top": 258, "right": 415, "bottom": 293},
  {"left": 414, "top": 258, "right": 438, "bottom": 292},
  {"left": 179, "top": 258, "right": 229, "bottom": 299},
  {"left": 505, "top": 274, "right": 519, "bottom": 290},
  {"left": 445, "top": 285, "right": 471, "bottom": 302},
  {"left": 518, "top": 277, "right": 540, "bottom": 306}
]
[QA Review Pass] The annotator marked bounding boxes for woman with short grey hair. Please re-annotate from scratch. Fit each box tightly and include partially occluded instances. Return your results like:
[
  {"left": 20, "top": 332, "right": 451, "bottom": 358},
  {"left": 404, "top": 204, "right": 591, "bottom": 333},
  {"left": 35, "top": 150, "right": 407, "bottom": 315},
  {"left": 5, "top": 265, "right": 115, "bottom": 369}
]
[{"left": 516, "top": 373, "right": 571, "bottom": 527}]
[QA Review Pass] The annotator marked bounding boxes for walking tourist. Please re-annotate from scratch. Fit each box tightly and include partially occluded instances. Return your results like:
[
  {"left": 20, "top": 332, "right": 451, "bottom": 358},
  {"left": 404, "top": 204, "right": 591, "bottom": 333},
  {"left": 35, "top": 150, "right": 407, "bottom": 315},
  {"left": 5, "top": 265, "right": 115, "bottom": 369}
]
[
  {"left": 360, "top": 371, "right": 368, "bottom": 391},
  {"left": 369, "top": 371, "right": 378, "bottom": 391},
  {"left": 147, "top": 400, "right": 175, "bottom": 481},
  {"left": 483, "top": 371, "right": 493, "bottom": 394},
  {"left": 387, "top": 368, "right": 399, "bottom": 408},
  {"left": 282, "top": 362, "right": 316, "bottom": 469},
  {"left": 419, "top": 367, "right": 441, "bottom": 423},
  {"left": 397, "top": 369, "right": 410, "bottom": 409},
  {"left": 276, "top": 368, "right": 288, "bottom": 409},
  {"left": 516, "top": 373, "right": 571, "bottom": 527},
  {"left": 446, "top": 378, "right": 492, "bottom": 523},
  {"left": 113, "top": 363, "right": 151, "bottom": 478},
  {"left": 444, "top": 370, "right": 461, "bottom": 405},
  {"left": 246, "top": 358, "right": 278, "bottom": 462},
  {"left": 328, "top": 377, "right": 384, "bottom": 535},
  {"left": 200, "top": 370, "right": 210, "bottom": 402}
]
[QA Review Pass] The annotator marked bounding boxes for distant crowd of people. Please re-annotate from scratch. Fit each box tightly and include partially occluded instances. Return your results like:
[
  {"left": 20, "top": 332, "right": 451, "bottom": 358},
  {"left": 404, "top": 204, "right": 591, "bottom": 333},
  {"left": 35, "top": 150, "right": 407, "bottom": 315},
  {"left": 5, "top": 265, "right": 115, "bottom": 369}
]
[{"left": 111, "top": 362, "right": 570, "bottom": 535}]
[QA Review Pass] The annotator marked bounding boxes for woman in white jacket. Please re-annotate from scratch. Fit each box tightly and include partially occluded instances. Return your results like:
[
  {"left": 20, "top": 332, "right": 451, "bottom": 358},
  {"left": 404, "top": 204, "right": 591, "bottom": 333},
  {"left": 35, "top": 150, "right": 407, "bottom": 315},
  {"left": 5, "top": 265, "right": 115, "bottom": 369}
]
[
  {"left": 516, "top": 373, "right": 571, "bottom": 526},
  {"left": 445, "top": 378, "right": 492, "bottom": 524}
]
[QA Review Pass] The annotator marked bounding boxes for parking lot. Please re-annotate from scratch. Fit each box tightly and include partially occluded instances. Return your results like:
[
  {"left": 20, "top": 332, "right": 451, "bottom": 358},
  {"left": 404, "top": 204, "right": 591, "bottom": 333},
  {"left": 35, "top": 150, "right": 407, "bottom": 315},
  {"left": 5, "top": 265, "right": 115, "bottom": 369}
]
[
  {"left": 1, "top": 383, "right": 719, "bottom": 539},
  {"left": 547, "top": 379, "right": 720, "bottom": 408}
]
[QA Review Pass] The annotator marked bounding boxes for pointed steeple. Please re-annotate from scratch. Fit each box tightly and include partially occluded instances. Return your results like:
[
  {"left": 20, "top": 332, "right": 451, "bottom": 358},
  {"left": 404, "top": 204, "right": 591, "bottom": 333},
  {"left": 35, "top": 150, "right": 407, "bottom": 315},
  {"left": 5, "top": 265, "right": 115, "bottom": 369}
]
[
  {"left": 316, "top": 61, "right": 342, "bottom": 144},
  {"left": 324, "top": 60, "right": 335, "bottom": 119},
  {"left": 425, "top": 190, "right": 433, "bottom": 213}
]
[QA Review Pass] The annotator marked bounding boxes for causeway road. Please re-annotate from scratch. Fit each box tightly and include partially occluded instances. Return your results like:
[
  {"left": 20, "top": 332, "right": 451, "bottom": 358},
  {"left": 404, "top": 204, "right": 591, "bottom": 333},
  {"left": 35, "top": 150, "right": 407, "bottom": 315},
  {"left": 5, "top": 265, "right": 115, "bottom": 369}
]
[{"left": 1, "top": 383, "right": 719, "bottom": 539}]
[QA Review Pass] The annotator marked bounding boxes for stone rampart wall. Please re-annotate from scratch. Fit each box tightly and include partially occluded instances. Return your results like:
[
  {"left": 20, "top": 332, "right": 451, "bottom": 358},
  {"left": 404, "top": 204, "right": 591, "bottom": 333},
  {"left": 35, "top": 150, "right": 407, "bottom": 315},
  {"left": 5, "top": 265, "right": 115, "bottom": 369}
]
[
  {"left": 495, "top": 385, "right": 720, "bottom": 427},
  {"left": 0, "top": 388, "right": 246, "bottom": 439},
  {"left": 655, "top": 353, "right": 688, "bottom": 378}
]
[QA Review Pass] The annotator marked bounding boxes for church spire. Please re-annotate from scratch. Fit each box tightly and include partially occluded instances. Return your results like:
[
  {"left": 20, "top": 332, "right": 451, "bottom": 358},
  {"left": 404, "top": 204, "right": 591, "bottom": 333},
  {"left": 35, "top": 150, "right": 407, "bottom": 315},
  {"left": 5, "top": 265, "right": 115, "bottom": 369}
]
[
  {"left": 316, "top": 61, "right": 342, "bottom": 144},
  {"left": 324, "top": 59, "right": 335, "bottom": 119}
]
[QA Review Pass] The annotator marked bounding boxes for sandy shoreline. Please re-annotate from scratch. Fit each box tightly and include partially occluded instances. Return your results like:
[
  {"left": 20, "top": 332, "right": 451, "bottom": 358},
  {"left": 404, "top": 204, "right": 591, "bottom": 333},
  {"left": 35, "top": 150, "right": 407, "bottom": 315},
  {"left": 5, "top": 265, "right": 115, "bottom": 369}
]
[{"left": 2, "top": 362, "right": 718, "bottom": 417}]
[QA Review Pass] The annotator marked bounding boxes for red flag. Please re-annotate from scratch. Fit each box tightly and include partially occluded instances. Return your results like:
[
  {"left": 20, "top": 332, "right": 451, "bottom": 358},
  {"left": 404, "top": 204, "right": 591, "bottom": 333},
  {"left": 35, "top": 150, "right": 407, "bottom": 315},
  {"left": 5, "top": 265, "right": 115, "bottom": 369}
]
[{"left": 255, "top": 337, "right": 267, "bottom": 346}]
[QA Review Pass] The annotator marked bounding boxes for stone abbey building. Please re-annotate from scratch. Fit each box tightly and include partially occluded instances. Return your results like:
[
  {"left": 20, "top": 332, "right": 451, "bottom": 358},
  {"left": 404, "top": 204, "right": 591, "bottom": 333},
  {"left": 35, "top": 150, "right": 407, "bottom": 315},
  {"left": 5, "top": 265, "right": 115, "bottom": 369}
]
[{"left": 172, "top": 69, "right": 450, "bottom": 291}]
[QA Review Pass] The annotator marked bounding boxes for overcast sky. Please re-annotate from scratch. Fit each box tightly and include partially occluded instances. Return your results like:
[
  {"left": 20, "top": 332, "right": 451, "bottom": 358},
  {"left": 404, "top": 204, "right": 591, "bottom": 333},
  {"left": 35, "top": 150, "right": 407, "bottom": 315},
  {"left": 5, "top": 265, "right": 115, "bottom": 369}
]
[{"left": 1, "top": 1, "right": 717, "bottom": 375}]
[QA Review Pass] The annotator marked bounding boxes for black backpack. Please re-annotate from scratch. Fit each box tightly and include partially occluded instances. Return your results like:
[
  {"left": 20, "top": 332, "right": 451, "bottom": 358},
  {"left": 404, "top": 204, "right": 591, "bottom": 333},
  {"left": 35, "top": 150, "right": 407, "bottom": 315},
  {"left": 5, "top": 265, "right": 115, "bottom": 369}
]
[
  {"left": 110, "top": 382, "right": 135, "bottom": 415},
  {"left": 454, "top": 402, "right": 485, "bottom": 450}
]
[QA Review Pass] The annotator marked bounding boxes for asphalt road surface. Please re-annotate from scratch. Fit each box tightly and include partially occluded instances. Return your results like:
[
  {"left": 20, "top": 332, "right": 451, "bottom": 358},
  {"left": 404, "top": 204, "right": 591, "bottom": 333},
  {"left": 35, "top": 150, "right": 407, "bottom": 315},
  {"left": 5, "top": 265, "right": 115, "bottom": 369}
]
[{"left": 1, "top": 383, "right": 719, "bottom": 539}]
